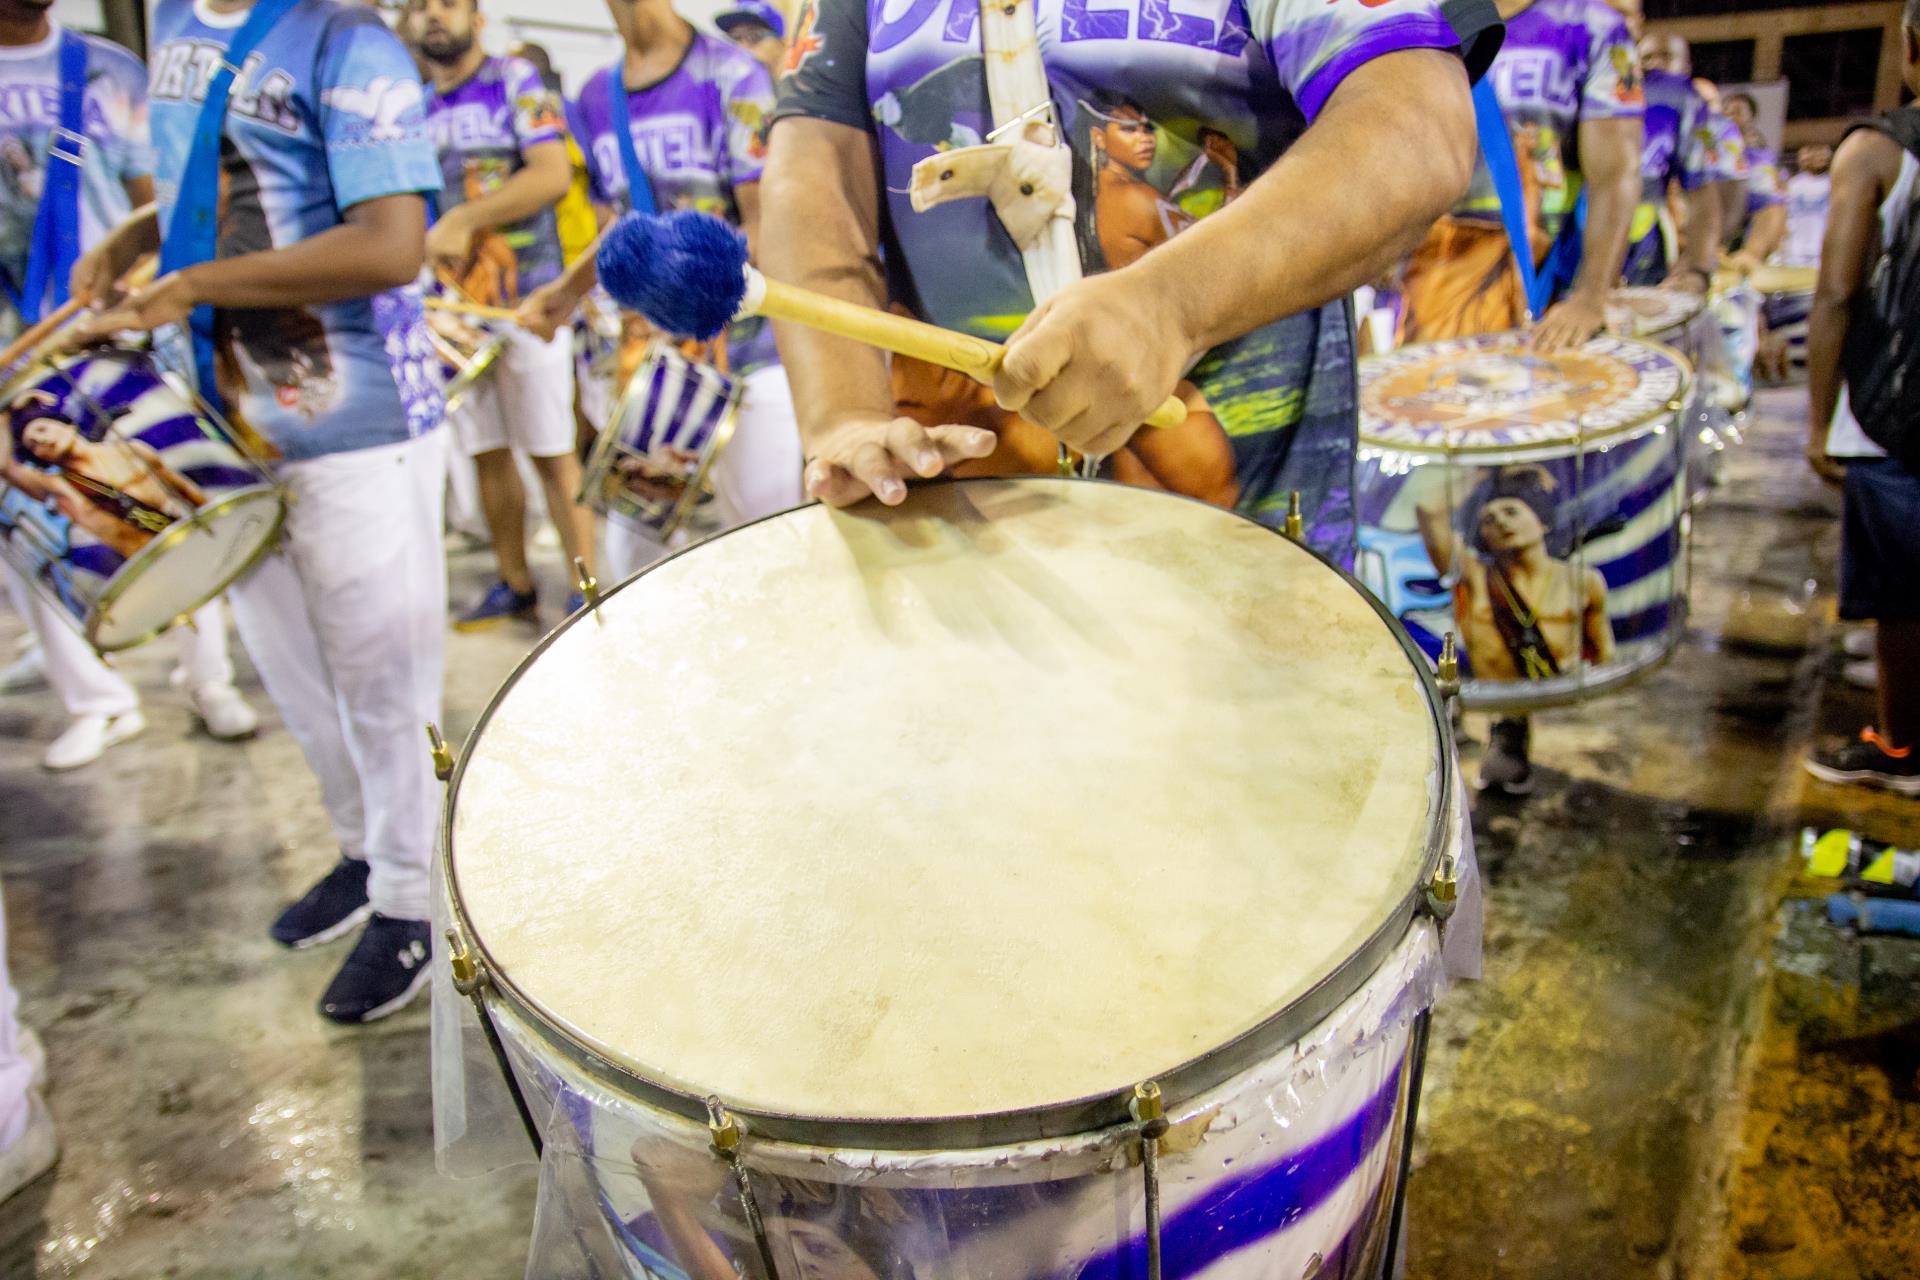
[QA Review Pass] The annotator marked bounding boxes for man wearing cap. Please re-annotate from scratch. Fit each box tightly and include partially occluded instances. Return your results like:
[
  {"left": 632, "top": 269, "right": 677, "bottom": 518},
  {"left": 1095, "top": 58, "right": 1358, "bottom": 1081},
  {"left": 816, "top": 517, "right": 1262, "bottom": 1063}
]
[{"left": 715, "top": 0, "right": 783, "bottom": 77}]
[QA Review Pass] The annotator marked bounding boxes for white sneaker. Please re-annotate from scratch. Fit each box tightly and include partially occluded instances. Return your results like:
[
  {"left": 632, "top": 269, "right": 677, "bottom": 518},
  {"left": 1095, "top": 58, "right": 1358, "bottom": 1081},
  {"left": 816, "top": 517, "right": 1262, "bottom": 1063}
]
[
  {"left": 42, "top": 710, "right": 145, "bottom": 771},
  {"left": 17, "top": 1027, "right": 45, "bottom": 1093},
  {"left": 1842, "top": 627, "right": 1876, "bottom": 659},
  {"left": 1843, "top": 659, "right": 1879, "bottom": 691},
  {"left": 190, "top": 683, "right": 259, "bottom": 741},
  {"left": 0, "top": 645, "right": 46, "bottom": 693},
  {"left": 0, "top": 1090, "right": 58, "bottom": 1206}
]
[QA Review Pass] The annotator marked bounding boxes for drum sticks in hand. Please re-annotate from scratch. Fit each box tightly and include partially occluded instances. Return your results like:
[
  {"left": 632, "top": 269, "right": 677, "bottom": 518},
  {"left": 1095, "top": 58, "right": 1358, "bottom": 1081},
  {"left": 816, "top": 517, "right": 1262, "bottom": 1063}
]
[{"left": 595, "top": 210, "right": 1188, "bottom": 431}]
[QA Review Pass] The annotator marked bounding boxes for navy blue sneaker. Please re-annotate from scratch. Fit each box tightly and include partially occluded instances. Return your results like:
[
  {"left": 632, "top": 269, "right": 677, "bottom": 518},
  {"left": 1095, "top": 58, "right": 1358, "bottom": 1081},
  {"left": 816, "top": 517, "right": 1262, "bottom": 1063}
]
[
  {"left": 319, "top": 915, "right": 433, "bottom": 1025},
  {"left": 565, "top": 590, "right": 586, "bottom": 616},
  {"left": 270, "top": 857, "right": 371, "bottom": 949},
  {"left": 455, "top": 581, "right": 538, "bottom": 631}
]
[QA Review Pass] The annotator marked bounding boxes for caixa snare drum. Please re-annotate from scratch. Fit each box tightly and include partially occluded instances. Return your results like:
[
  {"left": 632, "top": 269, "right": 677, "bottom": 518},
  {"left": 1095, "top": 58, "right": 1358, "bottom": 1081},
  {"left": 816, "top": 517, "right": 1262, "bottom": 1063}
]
[
  {"left": 1355, "top": 332, "right": 1693, "bottom": 711},
  {"left": 0, "top": 344, "right": 284, "bottom": 651},
  {"left": 579, "top": 338, "right": 738, "bottom": 543},
  {"left": 435, "top": 478, "right": 1464, "bottom": 1280}
]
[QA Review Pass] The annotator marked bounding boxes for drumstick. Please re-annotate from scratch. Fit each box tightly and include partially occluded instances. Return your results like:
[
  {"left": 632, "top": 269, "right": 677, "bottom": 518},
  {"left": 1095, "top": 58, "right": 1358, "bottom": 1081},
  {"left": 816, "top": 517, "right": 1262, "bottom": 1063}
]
[
  {"left": 0, "top": 255, "right": 159, "bottom": 373},
  {"left": 425, "top": 296, "right": 520, "bottom": 322},
  {"left": 595, "top": 210, "right": 1189, "bottom": 431}
]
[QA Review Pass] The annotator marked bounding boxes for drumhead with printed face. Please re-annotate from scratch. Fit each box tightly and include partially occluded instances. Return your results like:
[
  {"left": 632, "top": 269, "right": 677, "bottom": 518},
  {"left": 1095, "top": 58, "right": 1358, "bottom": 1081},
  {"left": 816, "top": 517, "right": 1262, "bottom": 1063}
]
[
  {"left": 1360, "top": 333, "right": 1690, "bottom": 459},
  {"left": 448, "top": 479, "right": 1445, "bottom": 1130}
]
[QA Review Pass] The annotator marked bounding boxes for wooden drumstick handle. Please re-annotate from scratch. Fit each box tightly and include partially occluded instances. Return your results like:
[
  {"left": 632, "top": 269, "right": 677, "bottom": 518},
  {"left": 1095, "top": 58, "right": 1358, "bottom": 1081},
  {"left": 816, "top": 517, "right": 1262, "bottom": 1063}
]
[
  {"left": 426, "top": 295, "right": 520, "bottom": 322},
  {"left": 0, "top": 255, "right": 160, "bottom": 372},
  {"left": 749, "top": 272, "right": 1187, "bottom": 430}
]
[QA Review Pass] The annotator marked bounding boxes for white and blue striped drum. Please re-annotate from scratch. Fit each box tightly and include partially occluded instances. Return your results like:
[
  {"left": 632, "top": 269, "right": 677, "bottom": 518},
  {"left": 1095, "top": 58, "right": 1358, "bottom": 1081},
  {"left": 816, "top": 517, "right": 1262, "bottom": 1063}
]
[
  {"left": 0, "top": 345, "right": 284, "bottom": 651},
  {"left": 1355, "top": 332, "right": 1693, "bottom": 711},
  {"left": 440, "top": 478, "right": 1460, "bottom": 1280},
  {"left": 1608, "top": 286, "right": 1740, "bottom": 504},
  {"left": 580, "top": 339, "right": 739, "bottom": 542}
]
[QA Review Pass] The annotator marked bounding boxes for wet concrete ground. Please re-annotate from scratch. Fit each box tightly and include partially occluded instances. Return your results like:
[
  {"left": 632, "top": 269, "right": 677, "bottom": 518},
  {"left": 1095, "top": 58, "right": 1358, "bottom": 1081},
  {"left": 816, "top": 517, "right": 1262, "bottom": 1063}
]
[{"left": 0, "top": 392, "right": 1914, "bottom": 1277}]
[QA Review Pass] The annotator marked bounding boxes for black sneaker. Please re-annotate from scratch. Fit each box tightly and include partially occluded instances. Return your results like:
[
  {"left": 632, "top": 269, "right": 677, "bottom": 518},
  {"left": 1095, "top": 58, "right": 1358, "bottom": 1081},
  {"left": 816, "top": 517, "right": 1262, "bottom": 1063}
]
[
  {"left": 1805, "top": 729, "right": 1920, "bottom": 796},
  {"left": 319, "top": 915, "right": 432, "bottom": 1025},
  {"left": 270, "top": 857, "right": 372, "bottom": 949},
  {"left": 1478, "top": 716, "right": 1535, "bottom": 795}
]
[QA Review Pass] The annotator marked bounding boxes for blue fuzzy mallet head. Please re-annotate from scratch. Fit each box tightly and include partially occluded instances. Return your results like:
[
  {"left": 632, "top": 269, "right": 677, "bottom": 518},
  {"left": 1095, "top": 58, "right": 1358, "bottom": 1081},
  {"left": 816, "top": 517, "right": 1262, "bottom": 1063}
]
[{"left": 596, "top": 210, "right": 750, "bottom": 341}]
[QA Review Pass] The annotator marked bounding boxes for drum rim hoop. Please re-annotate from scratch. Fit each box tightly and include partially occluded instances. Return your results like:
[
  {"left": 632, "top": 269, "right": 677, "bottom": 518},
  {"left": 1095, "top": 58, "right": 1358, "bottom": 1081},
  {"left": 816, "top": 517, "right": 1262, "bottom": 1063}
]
[
  {"left": 85, "top": 483, "right": 287, "bottom": 652},
  {"left": 440, "top": 475, "right": 1458, "bottom": 1150},
  {"left": 1357, "top": 333, "right": 1695, "bottom": 457}
]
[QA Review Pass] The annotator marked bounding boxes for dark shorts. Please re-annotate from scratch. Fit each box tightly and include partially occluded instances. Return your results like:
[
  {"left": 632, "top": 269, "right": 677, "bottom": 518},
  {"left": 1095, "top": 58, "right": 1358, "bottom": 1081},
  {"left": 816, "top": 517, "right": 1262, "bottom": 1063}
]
[{"left": 1841, "top": 456, "right": 1920, "bottom": 621}]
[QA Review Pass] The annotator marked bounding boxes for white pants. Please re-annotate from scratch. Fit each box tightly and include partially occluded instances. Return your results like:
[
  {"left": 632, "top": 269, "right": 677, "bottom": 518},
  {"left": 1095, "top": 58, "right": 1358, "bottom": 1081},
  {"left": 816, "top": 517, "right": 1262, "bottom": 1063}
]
[
  {"left": 0, "top": 883, "right": 26, "bottom": 1152},
  {"left": 227, "top": 431, "right": 448, "bottom": 921},
  {"left": 603, "top": 364, "right": 803, "bottom": 580},
  {"left": 450, "top": 328, "right": 576, "bottom": 459},
  {"left": 3, "top": 562, "right": 233, "bottom": 718}
]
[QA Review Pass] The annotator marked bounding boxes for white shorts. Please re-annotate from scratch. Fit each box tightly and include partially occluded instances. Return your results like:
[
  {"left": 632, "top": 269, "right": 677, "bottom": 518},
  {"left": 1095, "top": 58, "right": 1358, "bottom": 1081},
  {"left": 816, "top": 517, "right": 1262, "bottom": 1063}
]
[{"left": 450, "top": 327, "right": 576, "bottom": 459}]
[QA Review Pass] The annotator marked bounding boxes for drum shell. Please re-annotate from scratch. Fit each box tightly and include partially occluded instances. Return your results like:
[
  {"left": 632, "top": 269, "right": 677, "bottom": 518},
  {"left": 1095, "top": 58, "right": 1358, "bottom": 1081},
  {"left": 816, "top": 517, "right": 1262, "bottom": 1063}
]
[
  {"left": 0, "top": 346, "right": 284, "bottom": 651},
  {"left": 579, "top": 341, "right": 739, "bottom": 542},
  {"left": 489, "top": 921, "right": 1440, "bottom": 1280}
]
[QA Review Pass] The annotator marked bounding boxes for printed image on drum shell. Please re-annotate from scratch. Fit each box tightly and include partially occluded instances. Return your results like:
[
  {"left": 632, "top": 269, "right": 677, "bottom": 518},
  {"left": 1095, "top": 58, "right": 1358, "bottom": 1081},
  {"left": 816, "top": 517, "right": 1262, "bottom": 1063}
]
[
  {"left": 1, "top": 389, "right": 203, "bottom": 561},
  {"left": 1414, "top": 464, "right": 1617, "bottom": 682}
]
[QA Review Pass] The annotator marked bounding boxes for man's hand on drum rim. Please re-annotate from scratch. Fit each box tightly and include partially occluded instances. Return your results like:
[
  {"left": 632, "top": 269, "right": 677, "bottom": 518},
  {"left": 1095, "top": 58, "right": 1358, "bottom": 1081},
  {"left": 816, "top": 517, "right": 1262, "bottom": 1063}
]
[
  {"left": 1531, "top": 291, "right": 1607, "bottom": 353},
  {"left": 803, "top": 413, "right": 996, "bottom": 508}
]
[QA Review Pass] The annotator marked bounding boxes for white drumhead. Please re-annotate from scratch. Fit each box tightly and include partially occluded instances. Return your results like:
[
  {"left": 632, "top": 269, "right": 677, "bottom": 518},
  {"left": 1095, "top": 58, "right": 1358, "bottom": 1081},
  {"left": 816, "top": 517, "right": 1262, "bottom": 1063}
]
[
  {"left": 451, "top": 480, "right": 1442, "bottom": 1121},
  {"left": 91, "top": 487, "right": 285, "bottom": 650}
]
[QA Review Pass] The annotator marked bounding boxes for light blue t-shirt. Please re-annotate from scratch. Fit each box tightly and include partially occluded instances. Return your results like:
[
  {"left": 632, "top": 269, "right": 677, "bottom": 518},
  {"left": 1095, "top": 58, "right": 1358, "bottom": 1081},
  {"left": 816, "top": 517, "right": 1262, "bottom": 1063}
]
[
  {"left": 147, "top": 0, "right": 444, "bottom": 461},
  {"left": 0, "top": 23, "right": 154, "bottom": 328}
]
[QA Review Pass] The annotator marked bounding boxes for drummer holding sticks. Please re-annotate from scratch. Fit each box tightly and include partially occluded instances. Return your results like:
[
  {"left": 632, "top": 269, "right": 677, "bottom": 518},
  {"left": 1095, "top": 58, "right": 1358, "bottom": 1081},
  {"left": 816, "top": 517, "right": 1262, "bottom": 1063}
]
[
  {"left": 73, "top": 0, "right": 451, "bottom": 1024},
  {"left": 0, "top": 0, "right": 258, "bottom": 771},
  {"left": 762, "top": 0, "right": 1503, "bottom": 564}
]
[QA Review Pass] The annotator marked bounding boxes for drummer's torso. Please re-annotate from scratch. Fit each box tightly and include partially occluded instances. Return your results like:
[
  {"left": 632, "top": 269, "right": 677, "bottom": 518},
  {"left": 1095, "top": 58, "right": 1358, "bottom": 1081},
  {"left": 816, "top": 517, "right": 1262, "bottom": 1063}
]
[
  {"left": 146, "top": 0, "right": 444, "bottom": 459},
  {"left": 426, "top": 55, "right": 566, "bottom": 302},
  {"left": 0, "top": 30, "right": 150, "bottom": 319}
]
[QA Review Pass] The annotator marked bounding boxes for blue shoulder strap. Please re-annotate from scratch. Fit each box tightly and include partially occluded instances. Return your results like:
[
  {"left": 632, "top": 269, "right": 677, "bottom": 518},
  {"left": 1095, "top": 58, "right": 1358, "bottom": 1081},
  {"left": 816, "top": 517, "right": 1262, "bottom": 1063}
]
[
  {"left": 159, "top": 0, "right": 303, "bottom": 413},
  {"left": 1537, "top": 189, "right": 1587, "bottom": 304},
  {"left": 1472, "top": 78, "right": 1546, "bottom": 322},
  {"left": 605, "top": 69, "right": 659, "bottom": 217},
  {"left": 8, "top": 31, "right": 89, "bottom": 324}
]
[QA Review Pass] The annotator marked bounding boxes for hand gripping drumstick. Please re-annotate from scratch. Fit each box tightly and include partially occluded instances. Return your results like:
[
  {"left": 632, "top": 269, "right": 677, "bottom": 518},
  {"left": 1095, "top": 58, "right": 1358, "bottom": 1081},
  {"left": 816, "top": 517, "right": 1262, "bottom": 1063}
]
[
  {"left": 0, "top": 255, "right": 160, "bottom": 375},
  {"left": 595, "top": 210, "right": 1188, "bottom": 431}
]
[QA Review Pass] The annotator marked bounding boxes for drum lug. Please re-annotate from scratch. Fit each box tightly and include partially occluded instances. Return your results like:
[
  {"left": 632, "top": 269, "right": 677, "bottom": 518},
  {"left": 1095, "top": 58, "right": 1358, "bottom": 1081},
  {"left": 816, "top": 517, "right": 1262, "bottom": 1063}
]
[
  {"left": 706, "top": 1097, "right": 783, "bottom": 1279},
  {"left": 1425, "top": 852, "right": 1459, "bottom": 921},
  {"left": 1435, "top": 632, "right": 1460, "bottom": 704},
  {"left": 1128, "top": 1081, "right": 1168, "bottom": 1280},
  {"left": 573, "top": 557, "right": 602, "bottom": 619},
  {"left": 1282, "top": 491, "right": 1304, "bottom": 543},
  {"left": 426, "top": 722, "right": 455, "bottom": 783},
  {"left": 445, "top": 926, "right": 485, "bottom": 995}
]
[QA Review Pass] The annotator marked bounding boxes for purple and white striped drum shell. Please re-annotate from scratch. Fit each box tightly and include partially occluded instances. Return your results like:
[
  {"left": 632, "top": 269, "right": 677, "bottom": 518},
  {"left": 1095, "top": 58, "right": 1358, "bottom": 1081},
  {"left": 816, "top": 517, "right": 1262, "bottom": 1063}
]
[
  {"left": 581, "top": 340, "right": 740, "bottom": 541},
  {"left": 0, "top": 346, "right": 283, "bottom": 651},
  {"left": 443, "top": 478, "right": 1456, "bottom": 1280}
]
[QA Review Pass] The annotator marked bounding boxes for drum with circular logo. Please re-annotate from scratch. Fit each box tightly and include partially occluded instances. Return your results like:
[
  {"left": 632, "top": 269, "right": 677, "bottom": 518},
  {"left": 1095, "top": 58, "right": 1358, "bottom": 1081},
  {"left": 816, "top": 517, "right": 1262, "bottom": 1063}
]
[
  {"left": 1354, "top": 332, "right": 1693, "bottom": 711},
  {"left": 436, "top": 478, "right": 1463, "bottom": 1280}
]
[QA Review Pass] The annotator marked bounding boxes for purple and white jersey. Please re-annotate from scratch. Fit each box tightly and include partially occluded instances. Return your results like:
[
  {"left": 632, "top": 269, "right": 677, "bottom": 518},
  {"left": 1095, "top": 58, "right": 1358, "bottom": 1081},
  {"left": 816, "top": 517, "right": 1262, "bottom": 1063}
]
[
  {"left": 1639, "top": 67, "right": 1719, "bottom": 201},
  {"left": 148, "top": 0, "right": 443, "bottom": 461},
  {"left": 1782, "top": 169, "right": 1829, "bottom": 266},
  {"left": 1743, "top": 142, "right": 1785, "bottom": 219},
  {"left": 770, "top": 0, "right": 1498, "bottom": 552},
  {"left": 426, "top": 54, "right": 566, "bottom": 303},
  {"left": 575, "top": 33, "right": 777, "bottom": 373},
  {"left": 1456, "top": 0, "right": 1642, "bottom": 251},
  {"left": 0, "top": 23, "right": 153, "bottom": 325}
]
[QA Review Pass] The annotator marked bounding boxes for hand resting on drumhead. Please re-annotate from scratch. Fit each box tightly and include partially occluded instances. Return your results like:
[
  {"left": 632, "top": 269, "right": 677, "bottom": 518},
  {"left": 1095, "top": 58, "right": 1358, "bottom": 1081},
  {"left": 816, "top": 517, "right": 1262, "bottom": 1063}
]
[{"left": 802, "top": 412, "right": 996, "bottom": 507}]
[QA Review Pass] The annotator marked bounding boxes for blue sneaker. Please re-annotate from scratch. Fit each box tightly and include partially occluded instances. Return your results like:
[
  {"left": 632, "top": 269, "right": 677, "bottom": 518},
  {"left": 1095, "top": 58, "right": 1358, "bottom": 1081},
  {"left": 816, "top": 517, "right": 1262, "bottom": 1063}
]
[
  {"left": 455, "top": 581, "right": 538, "bottom": 631},
  {"left": 270, "top": 857, "right": 371, "bottom": 949},
  {"left": 319, "top": 915, "right": 433, "bottom": 1025},
  {"left": 565, "top": 590, "right": 586, "bottom": 615}
]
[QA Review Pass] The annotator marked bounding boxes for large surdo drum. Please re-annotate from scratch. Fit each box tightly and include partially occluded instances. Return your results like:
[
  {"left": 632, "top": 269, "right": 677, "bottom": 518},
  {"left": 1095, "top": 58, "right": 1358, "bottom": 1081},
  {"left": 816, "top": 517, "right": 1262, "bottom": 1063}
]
[
  {"left": 1355, "top": 332, "right": 1693, "bottom": 711},
  {"left": 439, "top": 478, "right": 1460, "bottom": 1280}
]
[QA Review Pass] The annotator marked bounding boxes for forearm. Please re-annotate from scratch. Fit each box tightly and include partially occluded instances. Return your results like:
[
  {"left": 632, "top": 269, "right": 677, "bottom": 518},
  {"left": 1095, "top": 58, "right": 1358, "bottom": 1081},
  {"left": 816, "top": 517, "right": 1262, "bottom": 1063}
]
[
  {"left": 1676, "top": 187, "right": 1722, "bottom": 277},
  {"left": 448, "top": 148, "right": 569, "bottom": 232},
  {"left": 1806, "top": 297, "right": 1846, "bottom": 445},
  {"left": 183, "top": 217, "right": 421, "bottom": 308},
  {"left": 760, "top": 121, "right": 895, "bottom": 436},
  {"left": 1745, "top": 205, "right": 1786, "bottom": 261},
  {"left": 1143, "top": 51, "right": 1474, "bottom": 355},
  {"left": 1569, "top": 153, "right": 1639, "bottom": 301}
]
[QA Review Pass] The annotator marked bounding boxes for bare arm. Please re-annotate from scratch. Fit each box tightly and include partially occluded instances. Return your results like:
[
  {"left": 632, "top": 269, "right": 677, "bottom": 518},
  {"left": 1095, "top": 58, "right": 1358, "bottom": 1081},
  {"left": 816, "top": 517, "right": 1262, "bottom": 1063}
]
[
  {"left": 1413, "top": 487, "right": 1466, "bottom": 580},
  {"left": 1584, "top": 569, "right": 1615, "bottom": 662},
  {"left": 427, "top": 140, "right": 570, "bottom": 274},
  {"left": 1535, "top": 115, "right": 1641, "bottom": 350},
  {"left": 998, "top": 48, "right": 1476, "bottom": 458},
  {"left": 1666, "top": 185, "right": 1722, "bottom": 287},
  {"left": 1736, "top": 202, "right": 1786, "bottom": 265},
  {"left": 1806, "top": 130, "right": 1897, "bottom": 484},
  {"left": 734, "top": 179, "right": 762, "bottom": 262},
  {"left": 1717, "top": 180, "right": 1747, "bottom": 249}
]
